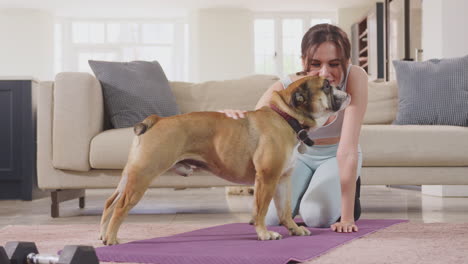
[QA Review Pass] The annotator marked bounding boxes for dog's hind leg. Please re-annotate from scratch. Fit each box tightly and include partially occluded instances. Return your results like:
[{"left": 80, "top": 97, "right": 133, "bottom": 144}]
[
  {"left": 273, "top": 171, "right": 311, "bottom": 236},
  {"left": 99, "top": 191, "right": 119, "bottom": 240},
  {"left": 99, "top": 167, "right": 129, "bottom": 241},
  {"left": 102, "top": 165, "right": 155, "bottom": 245}
]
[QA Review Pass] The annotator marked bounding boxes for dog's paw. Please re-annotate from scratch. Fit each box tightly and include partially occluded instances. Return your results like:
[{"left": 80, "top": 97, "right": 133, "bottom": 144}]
[
  {"left": 226, "top": 186, "right": 254, "bottom": 195},
  {"left": 99, "top": 231, "right": 107, "bottom": 241},
  {"left": 257, "top": 230, "right": 282, "bottom": 240},
  {"left": 171, "top": 163, "right": 194, "bottom": 177},
  {"left": 102, "top": 236, "right": 120, "bottom": 246},
  {"left": 289, "top": 226, "right": 311, "bottom": 236}
]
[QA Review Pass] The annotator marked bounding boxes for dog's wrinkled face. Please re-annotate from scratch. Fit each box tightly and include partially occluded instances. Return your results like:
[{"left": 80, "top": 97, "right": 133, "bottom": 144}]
[{"left": 289, "top": 75, "right": 350, "bottom": 124}]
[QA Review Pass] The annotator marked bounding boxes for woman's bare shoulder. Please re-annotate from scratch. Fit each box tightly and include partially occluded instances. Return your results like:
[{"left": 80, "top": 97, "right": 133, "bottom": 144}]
[
  {"left": 288, "top": 73, "right": 303, "bottom": 82},
  {"left": 346, "top": 65, "right": 368, "bottom": 96},
  {"left": 270, "top": 80, "right": 285, "bottom": 91},
  {"left": 348, "top": 65, "right": 368, "bottom": 79}
]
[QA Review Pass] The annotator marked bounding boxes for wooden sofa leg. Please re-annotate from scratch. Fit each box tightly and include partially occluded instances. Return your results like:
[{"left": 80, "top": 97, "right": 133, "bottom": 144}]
[
  {"left": 50, "top": 189, "right": 86, "bottom": 218},
  {"left": 79, "top": 196, "right": 85, "bottom": 208},
  {"left": 51, "top": 197, "right": 59, "bottom": 218}
]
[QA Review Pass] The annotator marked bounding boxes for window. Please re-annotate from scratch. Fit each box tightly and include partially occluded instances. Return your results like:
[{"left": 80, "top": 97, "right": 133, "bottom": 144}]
[
  {"left": 311, "top": 18, "right": 332, "bottom": 27},
  {"left": 254, "top": 19, "right": 275, "bottom": 74},
  {"left": 141, "top": 23, "right": 173, "bottom": 44},
  {"left": 56, "top": 19, "right": 189, "bottom": 81},
  {"left": 107, "top": 23, "right": 138, "bottom": 43},
  {"left": 72, "top": 23, "right": 105, "bottom": 43},
  {"left": 282, "top": 19, "right": 303, "bottom": 75},
  {"left": 254, "top": 13, "right": 336, "bottom": 77},
  {"left": 54, "top": 23, "right": 62, "bottom": 75}
]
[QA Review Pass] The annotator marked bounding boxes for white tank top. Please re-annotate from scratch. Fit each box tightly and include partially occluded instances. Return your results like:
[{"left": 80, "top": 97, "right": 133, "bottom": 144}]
[{"left": 280, "top": 65, "right": 352, "bottom": 139}]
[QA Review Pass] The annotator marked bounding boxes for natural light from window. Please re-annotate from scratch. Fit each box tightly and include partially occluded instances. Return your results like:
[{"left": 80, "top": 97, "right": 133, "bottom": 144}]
[
  {"left": 311, "top": 18, "right": 332, "bottom": 27},
  {"left": 254, "top": 14, "right": 334, "bottom": 77},
  {"left": 55, "top": 19, "right": 189, "bottom": 81},
  {"left": 254, "top": 19, "right": 275, "bottom": 74},
  {"left": 282, "top": 19, "right": 303, "bottom": 75}
]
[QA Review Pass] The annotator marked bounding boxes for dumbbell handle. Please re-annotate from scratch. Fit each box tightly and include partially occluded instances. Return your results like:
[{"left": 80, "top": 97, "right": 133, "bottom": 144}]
[{"left": 27, "top": 252, "right": 60, "bottom": 264}]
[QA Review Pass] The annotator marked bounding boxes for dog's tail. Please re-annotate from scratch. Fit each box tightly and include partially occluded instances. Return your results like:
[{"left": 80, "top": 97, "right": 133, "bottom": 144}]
[{"left": 134, "top": 115, "right": 161, "bottom": 136}]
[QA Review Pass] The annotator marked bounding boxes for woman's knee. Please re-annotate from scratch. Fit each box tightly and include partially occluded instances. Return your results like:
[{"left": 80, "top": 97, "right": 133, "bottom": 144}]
[
  {"left": 299, "top": 200, "right": 341, "bottom": 228},
  {"left": 265, "top": 214, "right": 281, "bottom": 226},
  {"left": 264, "top": 201, "right": 281, "bottom": 226},
  {"left": 302, "top": 211, "right": 339, "bottom": 228}
]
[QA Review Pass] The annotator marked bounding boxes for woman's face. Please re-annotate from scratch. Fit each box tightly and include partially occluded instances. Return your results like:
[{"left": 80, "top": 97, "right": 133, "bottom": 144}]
[{"left": 303, "top": 41, "right": 344, "bottom": 86}]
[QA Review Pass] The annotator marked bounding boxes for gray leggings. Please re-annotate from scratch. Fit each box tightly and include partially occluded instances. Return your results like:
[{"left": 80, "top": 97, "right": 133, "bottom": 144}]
[{"left": 265, "top": 143, "right": 362, "bottom": 228}]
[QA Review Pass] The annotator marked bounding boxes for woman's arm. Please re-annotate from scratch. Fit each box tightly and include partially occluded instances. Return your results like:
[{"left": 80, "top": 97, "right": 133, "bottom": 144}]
[{"left": 332, "top": 65, "right": 368, "bottom": 232}]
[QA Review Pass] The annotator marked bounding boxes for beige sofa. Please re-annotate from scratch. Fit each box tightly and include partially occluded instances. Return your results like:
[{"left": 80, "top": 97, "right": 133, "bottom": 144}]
[{"left": 37, "top": 73, "right": 468, "bottom": 217}]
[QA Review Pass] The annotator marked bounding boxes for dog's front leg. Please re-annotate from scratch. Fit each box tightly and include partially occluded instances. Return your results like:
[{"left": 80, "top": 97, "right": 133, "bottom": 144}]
[
  {"left": 274, "top": 172, "right": 311, "bottom": 236},
  {"left": 252, "top": 172, "right": 283, "bottom": 240}
]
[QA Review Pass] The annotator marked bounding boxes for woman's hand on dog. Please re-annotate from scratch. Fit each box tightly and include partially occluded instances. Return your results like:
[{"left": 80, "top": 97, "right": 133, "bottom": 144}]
[
  {"left": 218, "top": 109, "right": 247, "bottom": 119},
  {"left": 331, "top": 221, "right": 358, "bottom": 233}
]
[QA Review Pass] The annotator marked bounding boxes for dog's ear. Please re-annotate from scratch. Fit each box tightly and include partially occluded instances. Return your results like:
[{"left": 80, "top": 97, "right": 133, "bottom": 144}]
[{"left": 291, "top": 83, "right": 310, "bottom": 107}]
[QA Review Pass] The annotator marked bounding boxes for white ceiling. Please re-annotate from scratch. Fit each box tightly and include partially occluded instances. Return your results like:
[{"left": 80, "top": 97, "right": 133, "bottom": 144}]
[{"left": 0, "top": 0, "right": 378, "bottom": 17}]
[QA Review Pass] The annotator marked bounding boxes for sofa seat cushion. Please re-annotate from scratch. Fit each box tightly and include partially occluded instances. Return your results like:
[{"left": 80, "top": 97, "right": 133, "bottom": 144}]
[
  {"left": 91, "top": 125, "right": 468, "bottom": 169},
  {"left": 360, "top": 125, "right": 468, "bottom": 166},
  {"left": 90, "top": 128, "right": 134, "bottom": 169},
  {"left": 89, "top": 128, "right": 221, "bottom": 179}
]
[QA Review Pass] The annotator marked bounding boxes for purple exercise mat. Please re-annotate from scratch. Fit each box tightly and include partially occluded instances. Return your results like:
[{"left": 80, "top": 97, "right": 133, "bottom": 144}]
[{"left": 96, "top": 219, "right": 406, "bottom": 264}]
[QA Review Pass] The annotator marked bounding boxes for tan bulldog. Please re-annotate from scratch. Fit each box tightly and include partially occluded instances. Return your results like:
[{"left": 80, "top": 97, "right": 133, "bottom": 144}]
[{"left": 100, "top": 75, "right": 350, "bottom": 245}]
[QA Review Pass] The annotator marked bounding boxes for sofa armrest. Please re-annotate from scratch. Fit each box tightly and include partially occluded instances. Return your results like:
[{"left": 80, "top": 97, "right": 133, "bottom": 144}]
[{"left": 52, "top": 72, "right": 104, "bottom": 171}]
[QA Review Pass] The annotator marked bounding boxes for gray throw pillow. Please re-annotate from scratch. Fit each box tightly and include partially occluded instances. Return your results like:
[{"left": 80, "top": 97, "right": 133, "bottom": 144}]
[
  {"left": 393, "top": 55, "right": 468, "bottom": 126},
  {"left": 89, "top": 60, "right": 180, "bottom": 128}
]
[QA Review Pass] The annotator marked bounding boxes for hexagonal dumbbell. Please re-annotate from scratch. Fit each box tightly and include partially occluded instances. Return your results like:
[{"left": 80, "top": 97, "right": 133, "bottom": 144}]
[
  {"left": 1, "top": 245, "right": 10, "bottom": 263},
  {"left": 3, "top": 241, "right": 38, "bottom": 264},
  {"left": 3, "top": 241, "right": 99, "bottom": 264}
]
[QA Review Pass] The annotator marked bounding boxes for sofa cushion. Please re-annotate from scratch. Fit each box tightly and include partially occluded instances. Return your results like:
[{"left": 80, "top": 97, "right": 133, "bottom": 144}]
[
  {"left": 170, "top": 74, "right": 278, "bottom": 113},
  {"left": 89, "top": 128, "right": 134, "bottom": 169},
  {"left": 89, "top": 60, "right": 180, "bottom": 128},
  {"left": 393, "top": 56, "right": 468, "bottom": 126},
  {"left": 363, "top": 80, "right": 398, "bottom": 124},
  {"left": 90, "top": 125, "right": 468, "bottom": 169},
  {"left": 360, "top": 125, "right": 468, "bottom": 166},
  {"left": 88, "top": 127, "right": 232, "bottom": 182}
]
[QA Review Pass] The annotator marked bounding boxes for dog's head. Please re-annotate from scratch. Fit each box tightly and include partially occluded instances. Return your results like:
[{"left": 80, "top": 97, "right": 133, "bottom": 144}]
[{"left": 273, "top": 75, "right": 350, "bottom": 128}]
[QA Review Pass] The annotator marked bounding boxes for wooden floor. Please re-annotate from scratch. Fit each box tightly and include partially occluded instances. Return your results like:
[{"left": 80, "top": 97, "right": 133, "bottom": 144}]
[{"left": 1, "top": 186, "right": 468, "bottom": 229}]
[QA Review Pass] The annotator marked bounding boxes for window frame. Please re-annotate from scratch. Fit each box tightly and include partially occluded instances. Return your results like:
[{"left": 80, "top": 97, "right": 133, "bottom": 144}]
[
  {"left": 55, "top": 17, "right": 189, "bottom": 81},
  {"left": 253, "top": 12, "right": 337, "bottom": 77}
]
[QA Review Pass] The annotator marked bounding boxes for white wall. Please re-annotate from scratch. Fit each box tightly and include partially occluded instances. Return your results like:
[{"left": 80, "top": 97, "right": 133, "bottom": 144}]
[
  {"left": 189, "top": 8, "right": 254, "bottom": 82},
  {"left": 422, "top": 0, "right": 468, "bottom": 59},
  {"left": 337, "top": 5, "right": 372, "bottom": 39},
  {"left": 0, "top": 9, "right": 54, "bottom": 81},
  {"left": 441, "top": 0, "right": 468, "bottom": 58},
  {"left": 421, "top": 0, "right": 443, "bottom": 59}
]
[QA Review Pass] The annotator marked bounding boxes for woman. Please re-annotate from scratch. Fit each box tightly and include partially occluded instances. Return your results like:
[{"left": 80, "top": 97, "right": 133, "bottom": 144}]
[{"left": 222, "top": 23, "right": 368, "bottom": 233}]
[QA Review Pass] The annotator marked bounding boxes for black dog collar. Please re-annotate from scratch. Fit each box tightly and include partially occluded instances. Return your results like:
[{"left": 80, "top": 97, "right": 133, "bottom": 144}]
[{"left": 269, "top": 104, "right": 314, "bottom": 147}]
